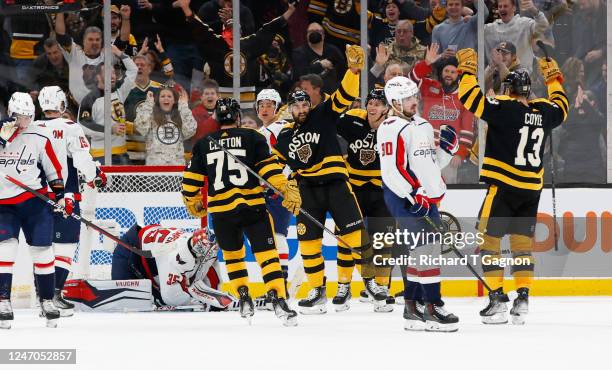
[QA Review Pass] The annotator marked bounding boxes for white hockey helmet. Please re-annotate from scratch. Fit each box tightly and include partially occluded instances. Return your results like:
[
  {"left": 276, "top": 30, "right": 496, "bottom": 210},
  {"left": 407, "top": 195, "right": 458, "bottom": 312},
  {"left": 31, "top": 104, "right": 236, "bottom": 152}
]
[
  {"left": 255, "top": 89, "right": 282, "bottom": 113},
  {"left": 8, "top": 92, "right": 35, "bottom": 119},
  {"left": 384, "top": 76, "right": 419, "bottom": 108},
  {"left": 38, "top": 86, "right": 67, "bottom": 113}
]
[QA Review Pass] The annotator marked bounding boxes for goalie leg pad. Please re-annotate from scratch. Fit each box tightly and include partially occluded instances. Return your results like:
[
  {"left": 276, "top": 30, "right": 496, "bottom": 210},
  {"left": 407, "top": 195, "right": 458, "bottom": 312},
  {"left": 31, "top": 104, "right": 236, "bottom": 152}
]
[{"left": 63, "top": 279, "right": 153, "bottom": 312}]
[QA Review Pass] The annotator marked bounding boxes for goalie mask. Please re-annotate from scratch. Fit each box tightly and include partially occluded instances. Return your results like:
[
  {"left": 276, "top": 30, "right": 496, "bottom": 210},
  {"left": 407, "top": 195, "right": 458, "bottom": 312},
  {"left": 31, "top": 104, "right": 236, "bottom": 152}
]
[
  {"left": 502, "top": 69, "right": 531, "bottom": 98},
  {"left": 189, "top": 228, "right": 218, "bottom": 262},
  {"left": 8, "top": 92, "right": 35, "bottom": 129}
]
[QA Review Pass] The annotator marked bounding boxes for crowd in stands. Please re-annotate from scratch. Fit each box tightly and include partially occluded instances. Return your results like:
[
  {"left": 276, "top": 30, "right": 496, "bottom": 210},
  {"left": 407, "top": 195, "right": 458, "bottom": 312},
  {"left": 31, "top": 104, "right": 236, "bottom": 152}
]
[{"left": 0, "top": 0, "right": 607, "bottom": 183}]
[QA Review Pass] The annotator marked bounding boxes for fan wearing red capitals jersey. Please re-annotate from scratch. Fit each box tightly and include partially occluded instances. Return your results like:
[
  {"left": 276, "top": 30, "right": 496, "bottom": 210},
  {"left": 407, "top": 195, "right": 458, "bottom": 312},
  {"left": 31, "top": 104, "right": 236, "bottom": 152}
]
[
  {"left": 110, "top": 224, "right": 236, "bottom": 310},
  {"left": 377, "top": 76, "right": 459, "bottom": 332}
]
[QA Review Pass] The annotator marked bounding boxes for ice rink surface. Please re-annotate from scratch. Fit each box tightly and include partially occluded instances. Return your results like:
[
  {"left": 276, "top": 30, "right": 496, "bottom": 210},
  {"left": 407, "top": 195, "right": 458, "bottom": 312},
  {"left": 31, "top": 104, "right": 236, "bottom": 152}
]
[{"left": 3, "top": 297, "right": 611, "bottom": 370}]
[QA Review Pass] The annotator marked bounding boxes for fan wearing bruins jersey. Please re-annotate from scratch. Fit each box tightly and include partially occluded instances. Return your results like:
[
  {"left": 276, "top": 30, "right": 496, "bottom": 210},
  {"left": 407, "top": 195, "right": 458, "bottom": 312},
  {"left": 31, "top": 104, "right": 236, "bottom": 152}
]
[
  {"left": 273, "top": 45, "right": 387, "bottom": 314},
  {"left": 456, "top": 49, "right": 568, "bottom": 325},
  {"left": 333, "top": 88, "right": 396, "bottom": 313},
  {"left": 181, "top": 98, "right": 301, "bottom": 326}
]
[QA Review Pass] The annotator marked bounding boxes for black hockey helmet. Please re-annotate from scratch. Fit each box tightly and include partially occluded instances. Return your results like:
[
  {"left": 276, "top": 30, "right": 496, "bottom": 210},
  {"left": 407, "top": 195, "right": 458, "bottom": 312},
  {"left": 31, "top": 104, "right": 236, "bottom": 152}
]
[
  {"left": 287, "top": 90, "right": 311, "bottom": 106},
  {"left": 215, "top": 97, "right": 241, "bottom": 125},
  {"left": 365, "top": 88, "right": 386, "bottom": 106},
  {"left": 502, "top": 69, "right": 531, "bottom": 97}
]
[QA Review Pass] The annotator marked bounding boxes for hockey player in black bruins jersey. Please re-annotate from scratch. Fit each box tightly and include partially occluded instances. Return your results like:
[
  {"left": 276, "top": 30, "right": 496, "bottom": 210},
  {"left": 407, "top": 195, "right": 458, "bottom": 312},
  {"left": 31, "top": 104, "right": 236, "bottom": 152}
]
[
  {"left": 182, "top": 98, "right": 301, "bottom": 326},
  {"left": 456, "top": 49, "right": 568, "bottom": 325},
  {"left": 273, "top": 45, "right": 387, "bottom": 314},
  {"left": 334, "top": 88, "right": 397, "bottom": 312}
]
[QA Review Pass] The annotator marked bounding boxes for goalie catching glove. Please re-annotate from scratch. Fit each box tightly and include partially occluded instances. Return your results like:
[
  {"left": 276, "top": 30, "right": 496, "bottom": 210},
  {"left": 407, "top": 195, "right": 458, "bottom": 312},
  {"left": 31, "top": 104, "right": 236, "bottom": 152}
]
[
  {"left": 345, "top": 45, "right": 365, "bottom": 71},
  {"left": 538, "top": 57, "right": 564, "bottom": 84},
  {"left": 456, "top": 48, "right": 477, "bottom": 75}
]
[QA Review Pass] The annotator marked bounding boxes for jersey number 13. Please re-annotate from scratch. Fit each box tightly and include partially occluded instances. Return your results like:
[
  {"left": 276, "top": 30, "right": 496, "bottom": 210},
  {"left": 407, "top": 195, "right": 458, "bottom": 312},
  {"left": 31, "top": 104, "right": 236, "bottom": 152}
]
[{"left": 515, "top": 127, "right": 544, "bottom": 167}]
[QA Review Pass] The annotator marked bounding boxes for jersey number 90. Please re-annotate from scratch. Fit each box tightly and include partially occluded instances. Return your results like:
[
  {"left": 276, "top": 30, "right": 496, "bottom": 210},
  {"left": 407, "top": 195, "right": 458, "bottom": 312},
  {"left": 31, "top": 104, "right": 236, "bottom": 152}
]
[{"left": 206, "top": 149, "right": 248, "bottom": 191}]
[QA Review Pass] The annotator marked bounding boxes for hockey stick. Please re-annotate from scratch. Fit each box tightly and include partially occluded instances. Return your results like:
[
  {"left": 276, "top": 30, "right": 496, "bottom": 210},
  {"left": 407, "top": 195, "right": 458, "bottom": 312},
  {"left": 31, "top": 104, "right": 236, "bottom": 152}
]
[
  {"left": 0, "top": 170, "right": 153, "bottom": 258},
  {"left": 422, "top": 215, "right": 493, "bottom": 293},
  {"left": 536, "top": 40, "right": 560, "bottom": 251},
  {"left": 205, "top": 136, "right": 360, "bottom": 254}
]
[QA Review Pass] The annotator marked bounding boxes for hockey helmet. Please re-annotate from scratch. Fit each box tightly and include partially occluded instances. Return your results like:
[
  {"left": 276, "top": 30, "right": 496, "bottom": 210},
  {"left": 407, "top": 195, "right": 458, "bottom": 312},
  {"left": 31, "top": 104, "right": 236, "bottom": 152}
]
[
  {"left": 190, "top": 227, "right": 218, "bottom": 261},
  {"left": 215, "top": 98, "right": 241, "bottom": 125},
  {"left": 384, "top": 76, "right": 419, "bottom": 106},
  {"left": 38, "top": 86, "right": 68, "bottom": 113},
  {"left": 502, "top": 69, "right": 531, "bottom": 98},
  {"left": 8, "top": 92, "right": 35, "bottom": 119},
  {"left": 365, "top": 88, "right": 386, "bottom": 106},
  {"left": 287, "top": 90, "right": 311, "bottom": 106},
  {"left": 256, "top": 89, "right": 282, "bottom": 113}
]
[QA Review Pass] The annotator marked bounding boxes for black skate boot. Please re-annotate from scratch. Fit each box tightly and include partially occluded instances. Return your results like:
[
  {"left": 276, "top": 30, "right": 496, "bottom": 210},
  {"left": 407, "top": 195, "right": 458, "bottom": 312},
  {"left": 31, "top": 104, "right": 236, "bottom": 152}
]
[
  {"left": 364, "top": 278, "right": 387, "bottom": 311},
  {"left": 0, "top": 299, "right": 14, "bottom": 329},
  {"left": 510, "top": 288, "right": 529, "bottom": 325},
  {"left": 268, "top": 290, "right": 298, "bottom": 327},
  {"left": 332, "top": 283, "right": 351, "bottom": 312},
  {"left": 237, "top": 286, "right": 254, "bottom": 324},
  {"left": 53, "top": 289, "right": 74, "bottom": 317},
  {"left": 480, "top": 288, "right": 510, "bottom": 324},
  {"left": 403, "top": 300, "right": 425, "bottom": 331},
  {"left": 383, "top": 286, "right": 396, "bottom": 305},
  {"left": 298, "top": 285, "right": 327, "bottom": 315},
  {"left": 253, "top": 293, "right": 273, "bottom": 311},
  {"left": 39, "top": 299, "right": 60, "bottom": 328},
  {"left": 423, "top": 301, "right": 459, "bottom": 332},
  {"left": 374, "top": 285, "right": 394, "bottom": 313}
]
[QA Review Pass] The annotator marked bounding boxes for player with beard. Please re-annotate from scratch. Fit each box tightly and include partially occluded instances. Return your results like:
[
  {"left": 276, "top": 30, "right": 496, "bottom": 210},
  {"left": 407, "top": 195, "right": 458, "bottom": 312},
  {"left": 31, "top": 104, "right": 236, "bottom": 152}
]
[
  {"left": 333, "top": 88, "right": 396, "bottom": 312},
  {"left": 273, "top": 46, "right": 388, "bottom": 314}
]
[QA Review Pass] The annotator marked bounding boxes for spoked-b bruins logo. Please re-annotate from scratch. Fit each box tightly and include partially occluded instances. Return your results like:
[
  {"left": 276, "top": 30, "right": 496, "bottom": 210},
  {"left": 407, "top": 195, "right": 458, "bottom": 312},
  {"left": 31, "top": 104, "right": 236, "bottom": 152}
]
[
  {"left": 333, "top": 0, "right": 352, "bottom": 14},
  {"left": 296, "top": 223, "right": 307, "bottom": 236},
  {"left": 156, "top": 122, "right": 181, "bottom": 145}
]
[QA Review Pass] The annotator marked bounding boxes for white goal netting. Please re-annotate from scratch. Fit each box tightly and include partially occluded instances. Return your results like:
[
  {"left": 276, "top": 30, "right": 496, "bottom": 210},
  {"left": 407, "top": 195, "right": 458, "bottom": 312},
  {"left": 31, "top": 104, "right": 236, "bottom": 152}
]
[{"left": 73, "top": 166, "right": 204, "bottom": 280}]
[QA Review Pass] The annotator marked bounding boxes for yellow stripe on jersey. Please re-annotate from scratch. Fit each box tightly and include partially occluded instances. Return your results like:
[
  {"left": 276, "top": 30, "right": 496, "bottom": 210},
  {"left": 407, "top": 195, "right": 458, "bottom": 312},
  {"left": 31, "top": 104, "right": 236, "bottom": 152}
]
[
  {"left": 480, "top": 170, "right": 543, "bottom": 191},
  {"left": 346, "top": 163, "right": 382, "bottom": 187},
  {"left": 208, "top": 186, "right": 264, "bottom": 202},
  {"left": 483, "top": 157, "right": 544, "bottom": 179},
  {"left": 182, "top": 171, "right": 206, "bottom": 198},
  {"left": 330, "top": 71, "right": 360, "bottom": 114},
  {"left": 458, "top": 74, "right": 486, "bottom": 118},
  {"left": 344, "top": 108, "right": 368, "bottom": 120},
  {"left": 298, "top": 155, "right": 347, "bottom": 174},
  {"left": 271, "top": 147, "right": 287, "bottom": 162},
  {"left": 208, "top": 198, "right": 266, "bottom": 214}
]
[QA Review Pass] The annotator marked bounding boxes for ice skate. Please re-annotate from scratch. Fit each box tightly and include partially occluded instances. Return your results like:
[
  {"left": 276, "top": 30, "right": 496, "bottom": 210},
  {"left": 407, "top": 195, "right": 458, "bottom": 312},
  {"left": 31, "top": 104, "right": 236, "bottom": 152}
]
[
  {"left": 403, "top": 300, "right": 425, "bottom": 331},
  {"left": 359, "top": 289, "right": 372, "bottom": 303},
  {"left": 374, "top": 286, "right": 394, "bottom": 313},
  {"left": 298, "top": 285, "right": 327, "bottom": 315},
  {"left": 480, "top": 288, "right": 509, "bottom": 324},
  {"left": 510, "top": 288, "right": 529, "bottom": 325},
  {"left": 332, "top": 283, "right": 351, "bottom": 312},
  {"left": 268, "top": 290, "right": 298, "bottom": 327},
  {"left": 253, "top": 293, "right": 273, "bottom": 311},
  {"left": 423, "top": 301, "right": 459, "bottom": 332},
  {"left": 0, "top": 299, "right": 13, "bottom": 329},
  {"left": 53, "top": 289, "right": 75, "bottom": 317},
  {"left": 394, "top": 290, "right": 405, "bottom": 305},
  {"left": 237, "top": 286, "right": 254, "bottom": 324},
  {"left": 39, "top": 299, "right": 60, "bottom": 328},
  {"left": 364, "top": 278, "right": 387, "bottom": 311}
]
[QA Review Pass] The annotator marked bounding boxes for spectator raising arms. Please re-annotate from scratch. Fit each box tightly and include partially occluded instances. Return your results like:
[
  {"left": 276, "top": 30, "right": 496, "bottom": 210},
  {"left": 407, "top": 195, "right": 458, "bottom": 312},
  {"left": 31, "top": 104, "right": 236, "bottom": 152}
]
[
  {"left": 188, "top": 79, "right": 220, "bottom": 153},
  {"left": 432, "top": 0, "right": 488, "bottom": 55},
  {"left": 78, "top": 45, "right": 137, "bottom": 165},
  {"left": 134, "top": 87, "right": 196, "bottom": 166},
  {"left": 483, "top": 0, "right": 549, "bottom": 73},
  {"left": 484, "top": 41, "right": 523, "bottom": 96}
]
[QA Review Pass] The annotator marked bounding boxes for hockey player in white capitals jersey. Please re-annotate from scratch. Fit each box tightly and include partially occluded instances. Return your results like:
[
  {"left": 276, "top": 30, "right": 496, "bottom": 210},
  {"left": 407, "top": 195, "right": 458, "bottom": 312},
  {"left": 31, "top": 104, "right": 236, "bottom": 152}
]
[
  {"left": 0, "top": 93, "right": 67, "bottom": 329},
  {"left": 255, "top": 89, "right": 292, "bottom": 309},
  {"left": 377, "top": 76, "right": 460, "bottom": 332},
  {"left": 127, "top": 225, "right": 236, "bottom": 309},
  {"left": 35, "top": 86, "right": 107, "bottom": 317}
]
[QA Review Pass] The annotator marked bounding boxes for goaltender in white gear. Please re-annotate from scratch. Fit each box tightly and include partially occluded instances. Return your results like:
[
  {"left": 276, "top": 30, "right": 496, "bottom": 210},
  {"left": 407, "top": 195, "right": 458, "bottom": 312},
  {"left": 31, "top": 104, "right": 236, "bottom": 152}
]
[{"left": 139, "top": 225, "right": 236, "bottom": 309}]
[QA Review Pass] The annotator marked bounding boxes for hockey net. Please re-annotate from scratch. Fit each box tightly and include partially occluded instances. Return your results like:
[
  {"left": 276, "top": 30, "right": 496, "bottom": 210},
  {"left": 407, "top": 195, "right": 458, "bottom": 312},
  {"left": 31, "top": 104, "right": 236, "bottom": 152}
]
[{"left": 72, "top": 166, "right": 204, "bottom": 280}]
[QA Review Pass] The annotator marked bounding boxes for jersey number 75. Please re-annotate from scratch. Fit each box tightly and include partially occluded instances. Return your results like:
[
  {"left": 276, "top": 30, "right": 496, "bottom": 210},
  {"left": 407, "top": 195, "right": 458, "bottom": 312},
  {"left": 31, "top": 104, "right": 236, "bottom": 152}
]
[{"left": 206, "top": 149, "right": 248, "bottom": 191}]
